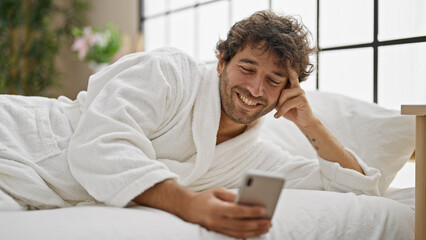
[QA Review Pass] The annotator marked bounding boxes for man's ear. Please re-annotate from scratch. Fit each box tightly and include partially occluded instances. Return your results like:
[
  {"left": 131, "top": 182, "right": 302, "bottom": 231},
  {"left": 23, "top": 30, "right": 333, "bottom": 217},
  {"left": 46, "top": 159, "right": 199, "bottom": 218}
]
[{"left": 217, "top": 52, "right": 225, "bottom": 75}]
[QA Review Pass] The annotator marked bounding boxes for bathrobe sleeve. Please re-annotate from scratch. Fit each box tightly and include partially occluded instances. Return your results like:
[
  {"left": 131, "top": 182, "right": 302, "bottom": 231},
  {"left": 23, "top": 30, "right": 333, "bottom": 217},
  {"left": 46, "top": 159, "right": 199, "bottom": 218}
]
[
  {"left": 68, "top": 50, "right": 188, "bottom": 207},
  {"left": 256, "top": 142, "right": 382, "bottom": 196}
]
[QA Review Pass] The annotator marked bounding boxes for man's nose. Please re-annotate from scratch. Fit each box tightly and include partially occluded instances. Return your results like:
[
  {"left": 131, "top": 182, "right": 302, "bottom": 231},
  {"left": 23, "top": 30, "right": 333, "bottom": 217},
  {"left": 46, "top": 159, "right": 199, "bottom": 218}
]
[{"left": 247, "top": 75, "right": 264, "bottom": 97}]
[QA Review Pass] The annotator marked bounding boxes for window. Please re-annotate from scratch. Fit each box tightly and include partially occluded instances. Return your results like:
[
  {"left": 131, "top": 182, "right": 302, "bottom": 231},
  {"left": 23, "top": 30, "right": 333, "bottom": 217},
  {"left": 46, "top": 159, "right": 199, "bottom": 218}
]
[
  {"left": 197, "top": 1, "right": 229, "bottom": 61},
  {"left": 318, "top": 0, "right": 426, "bottom": 109},
  {"left": 319, "top": 48, "right": 373, "bottom": 102},
  {"left": 140, "top": 0, "right": 426, "bottom": 109}
]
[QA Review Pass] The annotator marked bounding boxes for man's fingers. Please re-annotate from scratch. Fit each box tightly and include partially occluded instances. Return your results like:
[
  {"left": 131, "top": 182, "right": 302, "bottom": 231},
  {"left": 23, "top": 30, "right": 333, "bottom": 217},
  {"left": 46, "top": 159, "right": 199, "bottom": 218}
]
[
  {"left": 218, "top": 227, "right": 271, "bottom": 239},
  {"left": 206, "top": 188, "right": 266, "bottom": 220},
  {"left": 193, "top": 189, "right": 272, "bottom": 239},
  {"left": 222, "top": 203, "right": 266, "bottom": 219},
  {"left": 285, "top": 60, "right": 300, "bottom": 88},
  {"left": 288, "top": 68, "right": 300, "bottom": 86},
  {"left": 275, "top": 97, "right": 306, "bottom": 118},
  {"left": 276, "top": 88, "right": 304, "bottom": 109},
  {"left": 211, "top": 218, "right": 272, "bottom": 239},
  {"left": 213, "top": 187, "right": 236, "bottom": 203},
  {"left": 275, "top": 60, "right": 303, "bottom": 118}
]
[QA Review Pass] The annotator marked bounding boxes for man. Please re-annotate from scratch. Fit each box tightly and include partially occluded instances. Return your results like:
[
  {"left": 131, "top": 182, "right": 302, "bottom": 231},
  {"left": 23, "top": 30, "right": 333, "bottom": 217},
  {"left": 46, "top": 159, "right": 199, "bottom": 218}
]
[{"left": 0, "top": 11, "right": 381, "bottom": 238}]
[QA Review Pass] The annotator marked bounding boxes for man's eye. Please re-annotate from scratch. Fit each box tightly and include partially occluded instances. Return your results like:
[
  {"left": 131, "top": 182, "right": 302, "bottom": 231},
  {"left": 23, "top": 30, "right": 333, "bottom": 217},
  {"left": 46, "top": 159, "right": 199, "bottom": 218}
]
[
  {"left": 268, "top": 78, "right": 281, "bottom": 86},
  {"left": 240, "top": 66, "right": 254, "bottom": 73}
]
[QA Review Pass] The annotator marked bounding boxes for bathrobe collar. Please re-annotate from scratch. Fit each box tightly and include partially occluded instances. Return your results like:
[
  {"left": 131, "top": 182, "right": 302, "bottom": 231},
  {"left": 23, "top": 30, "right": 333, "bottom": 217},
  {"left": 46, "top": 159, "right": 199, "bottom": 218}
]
[{"left": 179, "top": 66, "right": 222, "bottom": 185}]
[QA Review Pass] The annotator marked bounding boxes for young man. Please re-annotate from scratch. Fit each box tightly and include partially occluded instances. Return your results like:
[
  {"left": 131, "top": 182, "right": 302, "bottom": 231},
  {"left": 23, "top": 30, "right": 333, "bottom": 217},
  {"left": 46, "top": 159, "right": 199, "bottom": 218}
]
[{"left": 0, "top": 11, "right": 380, "bottom": 238}]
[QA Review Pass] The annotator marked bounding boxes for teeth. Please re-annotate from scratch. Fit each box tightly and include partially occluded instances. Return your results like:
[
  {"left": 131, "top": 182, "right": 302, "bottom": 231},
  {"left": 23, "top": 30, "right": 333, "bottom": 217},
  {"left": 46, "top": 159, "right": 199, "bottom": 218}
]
[{"left": 239, "top": 94, "right": 257, "bottom": 106}]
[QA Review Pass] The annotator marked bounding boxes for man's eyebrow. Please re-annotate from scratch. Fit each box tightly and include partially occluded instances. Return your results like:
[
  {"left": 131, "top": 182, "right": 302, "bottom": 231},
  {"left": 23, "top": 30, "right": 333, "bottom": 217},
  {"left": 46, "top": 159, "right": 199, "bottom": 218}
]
[
  {"left": 239, "top": 58, "right": 286, "bottom": 78},
  {"left": 239, "top": 58, "right": 258, "bottom": 65}
]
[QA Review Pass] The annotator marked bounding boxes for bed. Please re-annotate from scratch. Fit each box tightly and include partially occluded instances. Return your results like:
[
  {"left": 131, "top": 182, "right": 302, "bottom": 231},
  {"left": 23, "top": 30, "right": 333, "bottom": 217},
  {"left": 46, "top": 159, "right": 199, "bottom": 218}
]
[{"left": 0, "top": 91, "right": 417, "bottom": 240}]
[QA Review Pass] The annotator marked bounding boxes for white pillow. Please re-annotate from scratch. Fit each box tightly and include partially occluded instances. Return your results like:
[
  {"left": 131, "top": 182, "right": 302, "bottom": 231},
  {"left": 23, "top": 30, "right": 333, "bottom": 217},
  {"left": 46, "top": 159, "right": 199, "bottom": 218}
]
[{"left": 261, "top": 91, "right": 415, "bottom": 193}]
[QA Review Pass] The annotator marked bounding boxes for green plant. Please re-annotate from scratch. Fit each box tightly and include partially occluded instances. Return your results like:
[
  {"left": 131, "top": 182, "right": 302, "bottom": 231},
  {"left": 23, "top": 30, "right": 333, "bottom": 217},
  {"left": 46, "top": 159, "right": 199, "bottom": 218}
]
[
  {"left": 71, "top": 22, "right": 121, "bottom": 64},
  {"left": 0, "top": 0, "right": 89, "bottom": 95}
]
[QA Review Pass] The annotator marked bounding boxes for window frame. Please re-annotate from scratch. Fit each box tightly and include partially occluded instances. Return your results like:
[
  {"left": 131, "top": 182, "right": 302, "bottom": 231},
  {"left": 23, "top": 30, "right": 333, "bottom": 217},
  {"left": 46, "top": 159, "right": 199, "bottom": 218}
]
[{"left": 140, "top": 0, "right": 426, "bottom": 103}]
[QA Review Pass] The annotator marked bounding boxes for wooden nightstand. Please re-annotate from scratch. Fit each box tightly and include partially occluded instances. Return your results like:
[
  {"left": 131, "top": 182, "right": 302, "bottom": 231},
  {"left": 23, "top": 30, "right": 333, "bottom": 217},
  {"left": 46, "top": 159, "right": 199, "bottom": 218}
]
[{"left": 401, "top": 105, "right": 426, "bottom": 240}]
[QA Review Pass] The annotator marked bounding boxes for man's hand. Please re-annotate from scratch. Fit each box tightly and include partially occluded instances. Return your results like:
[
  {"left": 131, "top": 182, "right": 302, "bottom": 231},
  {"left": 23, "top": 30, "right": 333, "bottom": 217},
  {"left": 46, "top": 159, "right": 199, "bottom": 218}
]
[
  {"left": 273, "top": 62, "right": 365, "bottom": 174},
  {"left": 185, "top": 187, "right": 272, "bottom": 238},
  {"left": 274, "top": 63, "right": 317, "bottom": 128},
  {"left": 134, "top": 179, "right": 272, "bottom": 239}
]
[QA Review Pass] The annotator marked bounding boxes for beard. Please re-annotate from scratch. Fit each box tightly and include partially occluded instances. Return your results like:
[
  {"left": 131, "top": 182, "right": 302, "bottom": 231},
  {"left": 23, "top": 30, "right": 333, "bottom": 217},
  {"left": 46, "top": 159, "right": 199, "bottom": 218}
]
[{"left": 219, "top": 65, "right": 276, "bottom": 125}]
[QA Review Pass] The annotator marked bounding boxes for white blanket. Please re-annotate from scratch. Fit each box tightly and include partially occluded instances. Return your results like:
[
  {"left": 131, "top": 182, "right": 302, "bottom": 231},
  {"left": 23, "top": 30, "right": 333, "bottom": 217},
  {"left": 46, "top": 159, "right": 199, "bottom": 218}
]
[{"left": 0, "top": 188, "right": 414, "bottom": 240}]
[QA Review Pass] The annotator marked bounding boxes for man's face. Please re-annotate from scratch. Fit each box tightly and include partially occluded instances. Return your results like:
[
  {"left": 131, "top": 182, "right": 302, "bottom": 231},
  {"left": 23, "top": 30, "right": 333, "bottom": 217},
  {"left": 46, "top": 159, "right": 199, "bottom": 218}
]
[{"left": 218, "top": 46, "right": 289, "bottom": 124}]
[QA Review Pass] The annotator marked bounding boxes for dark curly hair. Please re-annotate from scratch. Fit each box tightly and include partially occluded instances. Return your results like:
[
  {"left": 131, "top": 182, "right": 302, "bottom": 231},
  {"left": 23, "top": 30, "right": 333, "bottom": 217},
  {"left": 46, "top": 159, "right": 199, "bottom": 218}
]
[{"left": 216, "top": 10, "right": 316, "bottom": 82}]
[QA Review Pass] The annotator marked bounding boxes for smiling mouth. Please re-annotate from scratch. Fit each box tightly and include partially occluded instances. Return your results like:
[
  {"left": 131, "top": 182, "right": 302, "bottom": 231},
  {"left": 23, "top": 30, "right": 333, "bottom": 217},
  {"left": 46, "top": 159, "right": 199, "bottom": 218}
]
[{"left": 237, "top": 92, "right": 259, "bottom": 107}]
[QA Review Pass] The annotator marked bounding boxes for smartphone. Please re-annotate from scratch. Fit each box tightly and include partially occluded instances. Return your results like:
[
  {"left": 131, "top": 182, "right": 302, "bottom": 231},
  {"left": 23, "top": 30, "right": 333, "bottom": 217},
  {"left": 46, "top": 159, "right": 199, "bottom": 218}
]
[{"left": 235, "top": 170, "right": 285, "bottom": 219}]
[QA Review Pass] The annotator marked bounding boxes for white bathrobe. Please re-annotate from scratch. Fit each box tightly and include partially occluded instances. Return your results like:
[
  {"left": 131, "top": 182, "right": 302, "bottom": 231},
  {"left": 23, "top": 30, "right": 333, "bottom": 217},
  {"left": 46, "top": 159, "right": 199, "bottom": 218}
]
[{"left": 0, "top": 48, "right": 381, "bottom": 210}]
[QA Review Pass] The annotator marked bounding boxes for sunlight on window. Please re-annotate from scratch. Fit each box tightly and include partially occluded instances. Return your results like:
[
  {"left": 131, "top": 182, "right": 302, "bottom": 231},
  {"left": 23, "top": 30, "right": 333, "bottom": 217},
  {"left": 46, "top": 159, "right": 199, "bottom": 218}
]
[
  {"left": 169, "top": 0, "right": 196, "bottom": 11},
  {"left": 144, "top": 17, "right": 166, "bottom": 52},
  {"left": 320, "top": 0, "right": 373, "bottom": 48},
  {"left": 319, "top": 48, "right": 373, "bottom": 102},
  {"left": 378, "top": 0, "right": 426, "bottom": 41},
  {"left": 378, "top": 43, "right": 426, "bottom": 110},
  {"left": 271, "top": 0, "right": 317, "bottom": 45},
  {"left": 197, "top": 0, "right": 213, "bottom": 3},
  {"left": 169, "top": 9, "right": 195, "bottom": 56},
  {"left": 144, "top": 0, "right": 166, "bottom": 17},
  {"left": 231, "top": 0, "right": 269, "bottom": 25},
  {"left": 197, "top": 1, "right": 230, "bottom": 62},
  {"left": 379, "top": 0, "right": 426, "bottom": 41}
]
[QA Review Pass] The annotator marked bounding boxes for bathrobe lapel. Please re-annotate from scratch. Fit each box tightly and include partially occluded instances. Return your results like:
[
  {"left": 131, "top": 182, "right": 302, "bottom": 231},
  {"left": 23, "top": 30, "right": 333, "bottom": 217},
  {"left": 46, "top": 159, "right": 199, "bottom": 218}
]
[{"left": 179, "top": 67, "right": 221, "bottom": 186}]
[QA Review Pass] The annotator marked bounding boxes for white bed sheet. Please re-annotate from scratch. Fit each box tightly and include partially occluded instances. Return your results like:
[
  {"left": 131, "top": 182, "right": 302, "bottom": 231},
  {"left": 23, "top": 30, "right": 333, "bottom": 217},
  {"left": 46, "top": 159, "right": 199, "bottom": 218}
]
[{"left": 0, "top": 188, "right": 414, "bottom": 240}]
